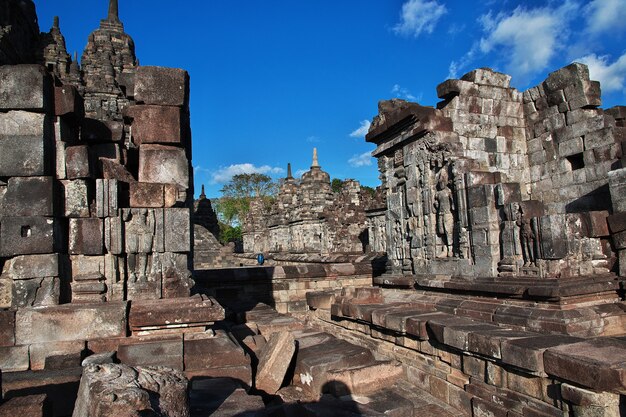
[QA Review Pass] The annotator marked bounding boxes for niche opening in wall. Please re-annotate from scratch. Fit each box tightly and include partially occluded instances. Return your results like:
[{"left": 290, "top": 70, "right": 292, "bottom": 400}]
[{"left": 566, "top": 153, "right": 585, "bottom": 171}]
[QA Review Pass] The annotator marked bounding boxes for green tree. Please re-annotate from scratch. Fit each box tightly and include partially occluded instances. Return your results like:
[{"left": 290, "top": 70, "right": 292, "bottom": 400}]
[
  {"left": 215, "top": 173, "right": 277, "bottom": 227},
  {"left": 331, "top": 178, "right": 344, "bottom": 193}
]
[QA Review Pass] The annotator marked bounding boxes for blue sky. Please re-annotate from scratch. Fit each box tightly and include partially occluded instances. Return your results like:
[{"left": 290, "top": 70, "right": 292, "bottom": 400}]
[{"left": 34, "top": 0, "right": 626, "bottom": 198}]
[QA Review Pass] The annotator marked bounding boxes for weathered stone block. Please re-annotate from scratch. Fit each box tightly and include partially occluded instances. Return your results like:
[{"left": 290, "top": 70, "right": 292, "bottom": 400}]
[
  {"left": 12, "top": 277, "right": 60, "bottom": 308},
  {"left": 164, "top": 207, "right": 191, "bottom": 252},
  {"left": 129, "top": 295, "right": 223, "bottom": 331},
  {"left": 0, "top": 345, "right": 29, "bottom": 372},
  {"left": 256, "top": 331, "right": 295, "bottom": 394},
  {"left": 15, "top": 301, "right": 127, "bottom": 344},
  {"left": 543, "top": 63, "right": 589, "bottom": 93},
  {"left": 69, "top": 218, "right": 104, "bottom": 255},
  {"left": 183, "top": 331, "right": 249, "bottom": 371},
  {"left": 95, "top": 179, "right": 120, "bottom": 218},
  {"left": 461, "top": 68, "right": 512, "bottom": 88},
  {"left": 134, "top": 66, "right": 189, "bottom": 107},
  {"left": 608, "top": 168, "right": 626, "bottom": 213},
  {"left": 62, "top": 179, "right": 90, "bottom": 217},
  {"left": 1, "top": 254, "right": 59, "bottom": 280},
  {"left": 539, "top": 215, "right": 568, "bottom": 259},
  {"left": 0, "top": 176, "right": 55, "bottom": 217},
  {"left": 117, "top": 335, "right": 183, "bottom": 370},
  {"left": 129, "top": 182, "right": 164, "bottom": 208},
  {"left": 581, "top": 211, "right": 610, "bottom": 237},
  {"left": 0, "top": 65, "right": 52, "bottom": 111},
  {"left": 138, "top": 144, "right": 189, "bottom": 188},
  {"left": 0, "top": 217, "right": 58, "bottom": 257},
  {"left": 544, "top": 338, "right": 626, "bottom": 392},
  {"left": 0, "top": 394, "right": 51, "bottom": 416},
  {"left": 501, "top": 335, "right": 581, "bottom": 373},
  {"left": 29, "top": 341, "right": 85, "bottom": 371},
  {"left": 125, "top": 105, "right": 183, "bottom": 145},
  {"left": 54, "top": 85, "right": 82, "bottom": 117},
  {"left": 65, "top": 145, "right": 91, "bottom": 179},
  {"left": 0, "top": 111, "right": 50, "bottom": 176},
  {"left": 0, "top": 277, "right": 11, "bottom": 309},
  {"left": 0, "top": 309, "right": 15, "bottom": 347},
  {"left": 608, "top": 212, "right": 626, "bottom": 234},
  {"left": 73, "top": 364, "right": 189, "bottom": 417},
  {"left": 81, "top": 118, "right": 123, "bottom": 143}
]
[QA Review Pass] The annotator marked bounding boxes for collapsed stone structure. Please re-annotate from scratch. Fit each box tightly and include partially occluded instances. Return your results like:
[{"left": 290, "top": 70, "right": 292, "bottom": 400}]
[
  {"left": 243, "top": 150, "right": 376, "bottom": 256},
  {"left": 0, "top": 0, "right": 194, "bottom": 308},
  {"left": 2, "top": 0, "right": 626, "bottom": 416},
  {"left": 366, "top": 65, "right": 625, "bottom": 280}
]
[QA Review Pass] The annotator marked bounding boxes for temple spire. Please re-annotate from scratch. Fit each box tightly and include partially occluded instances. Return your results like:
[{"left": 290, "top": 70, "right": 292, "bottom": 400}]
[
  {"left": 312, "top": 148, "right": 319, "bottom": 168},
  {"left": 53, "top": 16, "right": 59, "bottom": 29},
  {"left": 287, "top": 163, "right": 293, "bottom": 179},
  {"left": 107, "top": 0, "right": 120, "bottom": 23},
  {"left": 199, "top": 185, "right": 206, "bottom": 199}
]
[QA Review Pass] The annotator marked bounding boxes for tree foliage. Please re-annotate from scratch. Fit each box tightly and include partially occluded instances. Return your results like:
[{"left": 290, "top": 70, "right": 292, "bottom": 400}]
[{"left": 214, "top": 173, "right": 278, "bottom": 228}]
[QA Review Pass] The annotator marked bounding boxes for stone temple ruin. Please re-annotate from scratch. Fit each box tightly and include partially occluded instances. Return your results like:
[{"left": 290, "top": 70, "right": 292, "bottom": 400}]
[{"left": 2, "top": 1, "right": 626, "bottom": 416}]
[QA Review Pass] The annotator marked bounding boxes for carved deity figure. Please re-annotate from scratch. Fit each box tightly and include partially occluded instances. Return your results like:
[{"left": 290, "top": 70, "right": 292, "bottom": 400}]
[
  {"left": 434, "top": 176, "right": 455, "bottom": 258},
  {"left": 516, "top": 206, "right": 537, "bottom": 267},
  {"left": 124, "top": 209, "right": 155, "bottom": 283}
]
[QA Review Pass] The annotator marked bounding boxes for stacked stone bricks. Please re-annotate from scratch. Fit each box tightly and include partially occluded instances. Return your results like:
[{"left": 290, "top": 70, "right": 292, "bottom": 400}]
[{"left": 366, "top": 64, "right": 626, "bottom": 279}]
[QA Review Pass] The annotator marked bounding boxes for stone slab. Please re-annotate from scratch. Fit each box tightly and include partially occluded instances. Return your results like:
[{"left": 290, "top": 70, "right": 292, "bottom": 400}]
[
  {"left": 0, "top": 65, "right": 52, "bottom": 111},
  {"left": 126, "top": 105, "right": 182, "bottom": 144},
  {"left": 15, "top": 301, "right": 127, "bottom": 344},
  {"left": 29, "top": 340, "right": 86, "bottom": 371},
  {"left": 183, "top": 330, "right": 248, "bottom": 371},
  {"left": 128, "top": 294, "right": 224, "bottom": 331},
  {"left": 0, "top": 136, "right": 48, "bottom": 177},
  {"left": 65, "top": 145, "right": 91, "bottom": 179},
  {"left": 0, "top": 176, "right": 55, "bottom": 217},
  {"left": 0, "top": 345, "right": 29, "bottom": 372},
  {"left": 0, "top": 309, "right": 15, "bottom": 347},
  {"left": 544, "top": 338, "right": 626, "bottom": 391},
  {"left": 69, "top": 218, "right": 104, "bottom": 255},
  {"left": 54, "top": 85, "right": 81, "bottom": 117},
  {"left": 255, "top": 331, "right": 295, "bottom": 394},
  {"left": 0, "top": 394, "right": 51, "bottom": 417},
  {"left": 1, "top": 254, "right": 59, "bottom": 280},
  {"left": 134, "top": 66, "right": 189, "bottom": 107},
  {"left": 501, "top": 335, "right": 582, "bottom": 373},
  {"left": 0, "top": 217, "right": 58, "bottom": 257},
  {"left": 117, "top": 335, "right": 183, "bottom": 370},
  {"left": 129, "top": 182, "right": 164, "bottom": 208},
  {"left": 164, "top": 207, "right": 191, "bottom": 252},
  {"left": 138, "top": 144, "right": 189, "bottom": 189}
]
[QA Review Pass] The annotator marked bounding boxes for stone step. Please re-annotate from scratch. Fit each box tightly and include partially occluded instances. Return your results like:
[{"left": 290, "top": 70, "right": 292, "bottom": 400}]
[{"left": 324, "top": 360, "right": 405, "bottom": 396}]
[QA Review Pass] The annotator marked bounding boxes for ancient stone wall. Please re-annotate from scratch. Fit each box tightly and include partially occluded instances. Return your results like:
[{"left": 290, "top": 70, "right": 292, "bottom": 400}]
[
  {"left": 0, "top": 3, "right": 195, "bottom": 308},
  {"left": 366, "top": 64, "right": 625, "bottom": 279},
  {"left": 243, "top": 152, "right": 380, "bottom": 256}
]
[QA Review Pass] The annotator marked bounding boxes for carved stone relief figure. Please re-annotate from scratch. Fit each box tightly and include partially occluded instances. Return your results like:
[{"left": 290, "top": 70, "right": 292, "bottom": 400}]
[
  {"left": 124, "top": 209, "right": 155, "bottom": 283},
  {"left": 434, "top": 173, "right": 455, "bottom": 258},
  {"left": 516, "top": 205, "right": 537, "bottom": 266}
]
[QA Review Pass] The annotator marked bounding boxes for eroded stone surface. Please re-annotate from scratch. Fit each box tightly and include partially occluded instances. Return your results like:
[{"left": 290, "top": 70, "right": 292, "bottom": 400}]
[{"left": 72, "top": 363, "right": 189, "bottom": 417}]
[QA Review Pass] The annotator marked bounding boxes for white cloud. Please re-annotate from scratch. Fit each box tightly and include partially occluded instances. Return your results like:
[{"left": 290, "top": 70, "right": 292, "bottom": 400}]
[
  {"left": 393, "top": 0, "right": 447, "bottom": 38},
  {"left": 576, "top": 53, "right": 626, "bottom": 93},
  {"left": 348, "top": 152, "right": 374, "bottom": 167},
  {"left": 349, "top": 120, "right": 372, "bottom": 138},
  {"left": 477, "top": 2, "right": 579, "bottom": 82},
  {"left": 584, "top": 0, "right": 626, "bottom": 35},
  {"left": 211, "top": 163, "right": 285, "bottom": 184},
  {"left": 391, "top": 84, "right": 419, "bottom": 101},
  {"left": 306, "top": 135, "right": 321, "bottom": 143}
]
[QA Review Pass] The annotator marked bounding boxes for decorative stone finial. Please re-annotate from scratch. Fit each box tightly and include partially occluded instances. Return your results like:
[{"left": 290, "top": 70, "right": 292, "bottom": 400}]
[
  {"left": 312, "top": 148, "right": 319, "bottom": 168},
  {"left": 200, "top": 184, "right": 206, "bottom": 199},
  {"left": 107, "top": 0, "right": 120, "bottom": 23},
  {"left": 53, "top": 16, "right": 59, "bottom": 29},
  {"left": 287, "top": 163, "right": 293, "bottom": 179}
]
